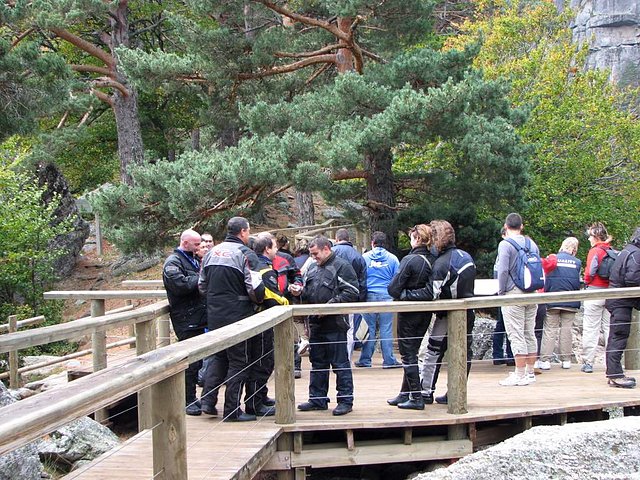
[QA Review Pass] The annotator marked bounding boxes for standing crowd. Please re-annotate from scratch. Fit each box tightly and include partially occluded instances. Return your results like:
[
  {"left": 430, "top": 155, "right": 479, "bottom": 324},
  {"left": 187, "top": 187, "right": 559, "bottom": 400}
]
[{"left": 162, "top": 213, "right": 640, "bottom": 421}]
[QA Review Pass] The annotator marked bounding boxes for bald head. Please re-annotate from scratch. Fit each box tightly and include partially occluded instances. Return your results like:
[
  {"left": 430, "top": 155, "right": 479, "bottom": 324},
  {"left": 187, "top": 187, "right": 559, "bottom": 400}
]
[{"left": 180, "top": 229, "right": 201, "bottom": 253}]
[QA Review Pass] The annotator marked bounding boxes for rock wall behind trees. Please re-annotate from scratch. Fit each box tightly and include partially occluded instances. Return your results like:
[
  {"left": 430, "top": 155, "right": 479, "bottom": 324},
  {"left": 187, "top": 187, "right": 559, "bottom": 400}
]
[{"left": 563, "top": 0, "right": 640, "bottom": 87}]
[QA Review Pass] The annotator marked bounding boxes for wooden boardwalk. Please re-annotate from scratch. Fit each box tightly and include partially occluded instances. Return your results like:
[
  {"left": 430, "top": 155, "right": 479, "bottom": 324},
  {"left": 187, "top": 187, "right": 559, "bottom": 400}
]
[{"left": 65, "top": 357, "right": 640, "bottom": 479}]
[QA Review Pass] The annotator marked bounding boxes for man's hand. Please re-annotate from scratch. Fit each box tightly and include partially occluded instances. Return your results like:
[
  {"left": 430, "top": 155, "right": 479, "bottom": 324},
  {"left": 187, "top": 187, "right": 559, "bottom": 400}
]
[{"left": 288, "top": 283, "right": 303, "bottom": 297}]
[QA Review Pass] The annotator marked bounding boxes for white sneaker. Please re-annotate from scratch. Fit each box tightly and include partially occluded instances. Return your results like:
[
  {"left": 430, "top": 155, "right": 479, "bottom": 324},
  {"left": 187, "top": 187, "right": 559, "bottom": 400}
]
[
  {"left": 533, "top": 360, "right": 540, "bottom": 369},
  {"left": 527, "top": 371, "right": 536, "bottom": 383},
  {"left": 297, "top": 338, "right": 310, "bottom": 355},
  {"left": 499, "top": 372, "right": 530, "bottom": 386},
  {"left": 538, "top": 361, "right": 551, "bottom": 370},
  {"left": 562, "top": 361, "right": 571, "bottom": 369}
]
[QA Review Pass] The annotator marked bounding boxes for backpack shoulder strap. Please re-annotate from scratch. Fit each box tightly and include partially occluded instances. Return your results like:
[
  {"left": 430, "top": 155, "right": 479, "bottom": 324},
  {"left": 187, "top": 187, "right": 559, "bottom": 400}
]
[
  {"left": 505, "top": 237, "right": 522, "bottom": 251},
  {"left": 418, "top": 254, "right": 432, "bottom": 269}
]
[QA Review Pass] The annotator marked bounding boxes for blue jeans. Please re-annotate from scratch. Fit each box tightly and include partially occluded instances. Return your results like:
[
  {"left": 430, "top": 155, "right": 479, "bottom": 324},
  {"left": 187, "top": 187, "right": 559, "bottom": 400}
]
[{"left": 358, "top": 292, "right": 398, "bottom": 366}]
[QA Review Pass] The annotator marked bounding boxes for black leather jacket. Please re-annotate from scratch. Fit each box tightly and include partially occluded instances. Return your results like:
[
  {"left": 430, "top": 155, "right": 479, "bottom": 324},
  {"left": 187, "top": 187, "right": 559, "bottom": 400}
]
[
  {"left": 302, "top": 252, "right": 359, "bottom": 333},
  {"left": 162, "top": 248, "right": 207, "bottom": 339}
]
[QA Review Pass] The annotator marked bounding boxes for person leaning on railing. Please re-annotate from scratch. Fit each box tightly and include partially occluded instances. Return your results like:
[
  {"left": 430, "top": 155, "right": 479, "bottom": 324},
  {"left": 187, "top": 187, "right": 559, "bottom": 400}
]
[{"left": 605, "top": 227, "right": 640, "bottom": 389}]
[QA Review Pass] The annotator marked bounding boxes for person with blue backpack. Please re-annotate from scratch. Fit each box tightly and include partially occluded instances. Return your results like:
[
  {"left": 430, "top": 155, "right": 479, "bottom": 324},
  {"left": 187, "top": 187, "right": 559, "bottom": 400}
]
[
  {"left": 496, "top": 212, "right": 544, "bottom": 386},
  {"left": 400, "top": 220, "right": 476, "bottom": 406}
]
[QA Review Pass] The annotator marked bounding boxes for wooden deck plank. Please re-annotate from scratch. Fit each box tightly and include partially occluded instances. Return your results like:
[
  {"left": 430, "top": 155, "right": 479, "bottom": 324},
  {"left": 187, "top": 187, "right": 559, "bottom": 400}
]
[{"left": 65, "top": 356, "right": 640, "bottom": 479}]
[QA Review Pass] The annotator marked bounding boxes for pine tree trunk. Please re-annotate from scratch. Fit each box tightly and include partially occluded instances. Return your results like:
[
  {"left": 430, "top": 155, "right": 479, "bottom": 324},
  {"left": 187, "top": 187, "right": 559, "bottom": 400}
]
[
  {"left": 295, "top": 190, "right": 315, "bottom": 226},
  {"left": 364, "top": 149, "right": 397, "bottom": 252},
  {"left": 336, "top": 17, "right": 354, "bottom": 73},
  {"left": 110, "top": 1, "right": 145, "bottom": 186}
]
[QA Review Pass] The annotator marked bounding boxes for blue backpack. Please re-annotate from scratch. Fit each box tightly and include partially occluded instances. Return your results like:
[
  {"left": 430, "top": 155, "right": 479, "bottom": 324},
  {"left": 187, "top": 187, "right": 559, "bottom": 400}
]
[{"left": 505, "top": 238, "right": 545, "bottom": 292}]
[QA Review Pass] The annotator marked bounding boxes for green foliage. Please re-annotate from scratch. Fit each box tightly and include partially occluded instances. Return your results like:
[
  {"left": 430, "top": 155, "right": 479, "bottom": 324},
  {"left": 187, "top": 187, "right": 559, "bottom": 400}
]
[
  {"left": 0, "top": 36, "right": 71, "bottom": 142},
  {"left": 0, "top": 167, "right": 71, "bottom": 308},
  {"left": 450, "top": 0, "right": 640, "bottom": 258}
]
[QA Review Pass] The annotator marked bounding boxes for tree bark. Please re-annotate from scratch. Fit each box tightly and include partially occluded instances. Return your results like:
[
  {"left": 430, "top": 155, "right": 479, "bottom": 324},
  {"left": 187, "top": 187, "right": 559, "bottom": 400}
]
[
  {"left": 295, "top": 190, "right": 315, "bottom": 226},
  {"left": 110, "top": 1, "right": 145, "bottom": 186},
  {"left": 336, "top": 17, "right": 354, "bottom": 73},
  {"left": 364, "top": 149, "right": 397, "bottom": 252}
]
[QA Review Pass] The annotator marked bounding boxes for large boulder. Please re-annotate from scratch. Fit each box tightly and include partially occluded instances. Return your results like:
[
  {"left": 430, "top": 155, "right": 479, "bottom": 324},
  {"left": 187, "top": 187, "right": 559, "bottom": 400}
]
[
  {"left": 417, "top": 416, "right": 640, "bottom": 480},
  {"left": 37, "top": 416, "right": 120, "bottom": 472},
  {"left": 0, "top": 382, "right": 44, "bottom": 480},
  {"left": 37, "top": 162, "right": 90, "bottom": 277}
]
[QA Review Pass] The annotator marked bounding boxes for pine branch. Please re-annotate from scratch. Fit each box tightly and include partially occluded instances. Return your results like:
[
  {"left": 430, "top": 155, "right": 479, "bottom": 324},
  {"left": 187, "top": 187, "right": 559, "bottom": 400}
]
[
  {"left": 306, "top": 63, "right": 331, "bottom": 85},
  {"left": 237, "top": 54, "right": 337, "bottom": 80},
  {"left": 71, "top": 64, "right": 114, "bottom": 77},
  {"left": 50, "top": 28, "right": 115, "bottom": 68},
  {"left": 274, "top": 43, "right": 344, "bottom": 59},
  {"left": 253, "top": 0, "right": 349, "bottom": 42},
  {"left": 332, "top": 170, "right": 368, "bottom": 181},
  {"left": 11, "top": 28, "right": 35, "bottom": 48},
  {"left": 93, "top": 78, "right": 129, "bottom": 97},
  {"left": 91, "top": 89, "right": 114, "bottom": 107}
]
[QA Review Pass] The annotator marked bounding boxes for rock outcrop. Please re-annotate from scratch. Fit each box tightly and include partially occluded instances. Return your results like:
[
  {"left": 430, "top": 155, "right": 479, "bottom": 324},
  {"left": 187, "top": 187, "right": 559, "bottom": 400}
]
[
  {"left": 567, "top": 0, "right": 640, "bottom": 87},
  {"left": 417, "top": 416, "right": 640, "bottom": 480},
  {"left": 37, "top": 162, "right": 90, "bottom": 277},
  {"left": 0, "top": 382, "right": 44, "bottom": 480},
  {"left": 37, "top": 416, "right": 120, "bottom": 472}
]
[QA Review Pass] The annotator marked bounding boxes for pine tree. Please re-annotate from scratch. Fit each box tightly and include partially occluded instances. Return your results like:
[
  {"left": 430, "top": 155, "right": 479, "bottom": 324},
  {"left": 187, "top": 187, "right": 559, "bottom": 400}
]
[{"left": 93, "top": 1, "right": 529, "bottom": 254}]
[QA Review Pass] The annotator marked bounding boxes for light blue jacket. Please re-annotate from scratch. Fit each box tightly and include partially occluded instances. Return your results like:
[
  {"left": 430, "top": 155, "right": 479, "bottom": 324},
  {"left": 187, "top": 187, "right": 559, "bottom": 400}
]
[{"left": 364, "top": 247, "right": 399, "bottom": 295}]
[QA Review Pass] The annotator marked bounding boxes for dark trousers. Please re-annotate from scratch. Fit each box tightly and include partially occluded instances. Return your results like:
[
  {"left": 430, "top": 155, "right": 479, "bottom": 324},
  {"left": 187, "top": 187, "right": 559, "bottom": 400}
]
[
  {"left": 245, "top": 329, "right": 274, "bottom": 412},
  {"left": 606, "top": 306, "right": 633, "bottom": 378},
  {"left": 492, "top": 308, "right": 513, "bottom": 360},
  {"left": 535, "top": 304, "right": 547, "bottom": 355},
  {"left": 397, "top": 312, "right": 431, "bottom": 397},
  {"left": 175, "top": 328, "right": 205, "bottom": 403},
  {"left": 308, "top": 330, "right": 354, "bottom": 407},
  {"left": 202, "top": 339, "right": 251, "bottom": 418}
]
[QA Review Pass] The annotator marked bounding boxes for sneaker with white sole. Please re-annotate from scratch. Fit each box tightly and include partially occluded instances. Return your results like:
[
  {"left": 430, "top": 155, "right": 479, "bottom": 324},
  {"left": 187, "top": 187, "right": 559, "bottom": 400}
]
[
  {"left": 499, "top": 372, "right": 530, "bottom": 386},
  {"left": 527, "top": 371, "right": 536, "bottom": 383},
  {"left": 533, "top": 360, "right": 540, "bottom": 369},
  {"left": 297, "top": 338, "right": 310, "bottom": 355},
  {"left": 538, "top": 360, "right": 551, "bottom": 370},
  {"left": 562, "top": 361, "right": 571, "bottom": 369}
]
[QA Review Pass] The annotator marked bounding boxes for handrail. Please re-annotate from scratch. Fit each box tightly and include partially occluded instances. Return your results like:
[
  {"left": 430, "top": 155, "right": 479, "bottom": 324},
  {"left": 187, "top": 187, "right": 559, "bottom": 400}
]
[
  {"left": 1, "top": 287, "right": 639, "bottom": 476},
  {"left": 43, "top": 290, "right": 167, "bottom": 300},
  {"left": 0, "top": 315, "right": 45, "bottom": 334},
  {"left": 0, "top": 305, "right": 293, "bottom": 455},
  {"left": 0, "top": 300, "right": 169, "bottom": 354}
]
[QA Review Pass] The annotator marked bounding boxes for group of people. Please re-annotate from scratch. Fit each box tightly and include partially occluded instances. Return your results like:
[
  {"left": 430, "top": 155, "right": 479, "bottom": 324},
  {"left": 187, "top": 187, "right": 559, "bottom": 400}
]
[
  {"left": 493, "top": 215, "right": 640, "bottom": 389},
  {"left": 162, "top": 213, "right": 640, "bottom": 422}
]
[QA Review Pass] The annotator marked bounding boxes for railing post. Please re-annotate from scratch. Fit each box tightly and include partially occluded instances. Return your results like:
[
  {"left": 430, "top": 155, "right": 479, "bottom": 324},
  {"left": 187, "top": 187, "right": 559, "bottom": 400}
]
[
  {"left": 136, "top": 318, "right": 157, "bottom": 431},
  {"left": 274, "top": 314, "right": 296, "bottom": 425},
  {"left": 447, "top": 309, "right": 468, "bottom": 415},
  {"left": 126, "top": 300, "right": 135, "bottom": 348},
  {"left": 152, "top": 371, "right": 187, "bottom": 480},
  {"left": 158, "top": 314, "right": 171, "bottom": 348},
  {"left": 91, "top": 299, "right": 108, "bottom": 424},
  {"left": 8, "top": 315, "right": 19, "bottom": 389},
  {"left": 625, "top": 310, "right": 640, "bottom": 370}
]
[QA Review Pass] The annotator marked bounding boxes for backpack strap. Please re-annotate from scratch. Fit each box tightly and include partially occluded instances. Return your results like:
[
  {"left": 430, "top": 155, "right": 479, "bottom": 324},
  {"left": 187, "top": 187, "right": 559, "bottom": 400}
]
[{"left": 505, "top": 237, "right": 522, "bottom": 252}]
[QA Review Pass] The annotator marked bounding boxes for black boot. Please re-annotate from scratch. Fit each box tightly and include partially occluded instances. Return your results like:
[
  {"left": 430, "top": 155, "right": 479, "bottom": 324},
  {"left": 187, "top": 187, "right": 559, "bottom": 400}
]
[
  {"left": 387, "top": 393, "right": 409, "bottom": 406},
  {"left": 398, "top": 395, "right": 425, "bottom": 410}
]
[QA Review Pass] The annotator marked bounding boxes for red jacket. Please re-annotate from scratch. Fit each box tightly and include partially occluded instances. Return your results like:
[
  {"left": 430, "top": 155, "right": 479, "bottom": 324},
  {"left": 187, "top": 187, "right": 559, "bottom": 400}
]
[{"left": 585, "top": 242, "right": 611, "bottom": 287}]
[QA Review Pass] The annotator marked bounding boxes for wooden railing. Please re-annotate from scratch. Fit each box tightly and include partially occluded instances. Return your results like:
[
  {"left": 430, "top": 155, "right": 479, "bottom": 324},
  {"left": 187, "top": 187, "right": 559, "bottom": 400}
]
[{"left": 1, "top": 287, "right": 640, "bottom": 479}]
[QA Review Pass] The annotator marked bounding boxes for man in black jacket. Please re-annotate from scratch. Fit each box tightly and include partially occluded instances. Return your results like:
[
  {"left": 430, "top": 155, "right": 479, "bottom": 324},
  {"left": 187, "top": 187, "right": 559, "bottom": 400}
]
[
  {"left": 605, "top": 227, "right": 640, "bottom": 389},
  {"left": 162, "top": 229, "right": 207, "bottom": 416},
  {"left": 298, "top": 236, "right": 360, "bottom": 416},
  {"left": 199, "top": 217, "right": 265, "bottom": 421}
]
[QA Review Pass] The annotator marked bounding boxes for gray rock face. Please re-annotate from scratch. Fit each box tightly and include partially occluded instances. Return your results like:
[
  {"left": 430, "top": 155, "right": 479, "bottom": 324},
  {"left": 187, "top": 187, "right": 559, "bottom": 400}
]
[
  {"left": 0, "top": 382, "right": 44, "bottom": 480},
  {"left": 417, "top": 416, "right": 640, "bottom": 480},
  {"left": 37, "top": 162, "right": 90, "bottom": 277},
  {"left": 568, "top": 0, "right": 640, "bottom": 87},
  {"left": 38, "top": 416, "right": 120, "bottom": 472}
]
